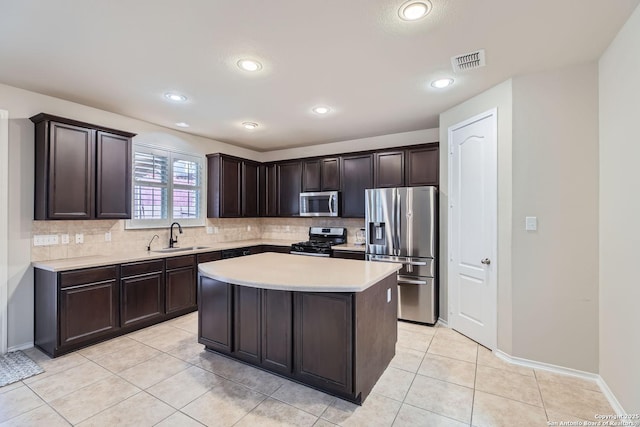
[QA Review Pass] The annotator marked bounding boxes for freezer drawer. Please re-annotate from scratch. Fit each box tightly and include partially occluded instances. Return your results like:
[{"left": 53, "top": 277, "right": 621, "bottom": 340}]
[{"left": 397, "top": 277, "right": 437, "bottom": 325}]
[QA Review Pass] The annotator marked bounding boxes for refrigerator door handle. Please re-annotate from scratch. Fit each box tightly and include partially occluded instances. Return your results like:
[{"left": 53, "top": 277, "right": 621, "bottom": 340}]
[
  {"left": 398, "top": 277, "right": 428, "bottom": 285},
  {"left": 393, "top": 189, "right": 401, "bottom": 255},
  {"left": 368, "top": 255, "right": 428, "bottom": 265}
]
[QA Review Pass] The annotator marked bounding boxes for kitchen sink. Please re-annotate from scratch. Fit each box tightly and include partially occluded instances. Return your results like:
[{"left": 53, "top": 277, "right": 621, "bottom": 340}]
[{"left": 152, "top": 246, "right": 210, "bottom": 253}]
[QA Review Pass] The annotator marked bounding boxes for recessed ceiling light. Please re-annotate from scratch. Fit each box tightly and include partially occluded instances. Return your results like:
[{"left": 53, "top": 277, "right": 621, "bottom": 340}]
[
  {"left": 242, "top": 122, "right": 259, "bottom": 130},
  {"left": 237, "top": 59, "right": 263, "bottom": 72},
  {"left": 431, "top": 78, "right": 454, "bottom": 89},
  {"left": 312, "top": 106, "right": 331, "bottom": 115},
  {"left": 164, "top": 92, "right": 187, "bottom": 102},
  {"left": 398, "top": 0, "right": 432, "bottom": 21},
  {"left": 175, "top": 122, "right": 190, "bottom": 128}
]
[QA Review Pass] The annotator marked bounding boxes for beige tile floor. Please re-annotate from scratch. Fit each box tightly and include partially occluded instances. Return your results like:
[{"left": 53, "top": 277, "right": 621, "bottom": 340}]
[{"left": 0, "top": 312, "right": 615, "bottom": 426}]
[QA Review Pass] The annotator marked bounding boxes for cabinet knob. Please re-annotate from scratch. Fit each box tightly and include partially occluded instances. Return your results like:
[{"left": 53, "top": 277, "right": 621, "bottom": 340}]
[{"left": 481, "top": 258, "right": 491, "bottom": 265}]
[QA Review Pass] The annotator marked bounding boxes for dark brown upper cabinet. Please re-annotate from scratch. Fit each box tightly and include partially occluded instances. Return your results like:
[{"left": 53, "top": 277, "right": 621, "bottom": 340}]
[
  {"left": 374, "top": 150, "right": 405, "bottom": 188},
  {"left": 277, "top": 161, "right": 302, "bottom": 216},
  {"left": 406, "top": 144, "right": 439, "bottom": 186},
  {"left": 260, "top": 163, "right": 278, "bottom": 217},
  {"left": 31, "top": 114, "right": 135, "bottom": 220},
  {"left": 302, "top": 157, "right": 341, "bottom": 192},
  {"left": 242, "top": 160, "right": 260, "bottom": 217},
  {"left": 341, "top": 154, "right": 373, "bottom": 218},
  {"left": 302, "top": 159, "right": 321, "bottom": 192},
  {"left": 207, "top": 154, "right": 260, "bottom": 218},
  {"left": 96, "top": 131, "right": 132, "bottom": 218},
  {"left": 322, "top": 157, "right": 341, "bottom": 191}
]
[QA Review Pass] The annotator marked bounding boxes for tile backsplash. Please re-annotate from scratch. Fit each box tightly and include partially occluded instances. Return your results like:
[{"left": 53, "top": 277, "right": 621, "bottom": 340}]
[{"left": 31, "top": 217, "right": 365, "bottom": 262}]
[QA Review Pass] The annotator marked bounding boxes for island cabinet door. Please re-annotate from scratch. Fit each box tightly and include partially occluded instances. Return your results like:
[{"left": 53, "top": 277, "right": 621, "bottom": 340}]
[
  {"left": 261, "top": 289, "right": 293, "bottom": 374},
  {"left": 233, "top": 285, "right": 261, "bottom": 364},
  {"left": 294, "top": 292, "right": 353, "bottom": 395},
  {"left": 198, "top": 277, "right": 232, "bottom": 354}
]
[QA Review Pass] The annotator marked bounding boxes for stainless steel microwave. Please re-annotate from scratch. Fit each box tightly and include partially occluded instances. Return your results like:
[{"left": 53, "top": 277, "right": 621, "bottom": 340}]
[{"left": 299, "top": 191, "right": 340, "bottom": 217}]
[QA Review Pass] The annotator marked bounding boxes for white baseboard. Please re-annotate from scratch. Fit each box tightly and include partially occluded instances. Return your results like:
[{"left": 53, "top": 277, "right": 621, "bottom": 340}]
[
  {"left": 494, "top": 349, "right": 630, "bottom": 417},
  {"left": 436, "top": 318, "right": 448, "bottom": 327},
  {"left": 8, "top": 342, "right": 33, "bottom": 352},
  {"left": 595, "top": 376, "right": 629, "bottom": 418}
]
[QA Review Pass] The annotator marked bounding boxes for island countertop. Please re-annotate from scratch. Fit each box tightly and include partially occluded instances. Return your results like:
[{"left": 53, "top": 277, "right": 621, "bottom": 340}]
[{"left": 198, "top": 252, "right": 399, "bottom": 292}]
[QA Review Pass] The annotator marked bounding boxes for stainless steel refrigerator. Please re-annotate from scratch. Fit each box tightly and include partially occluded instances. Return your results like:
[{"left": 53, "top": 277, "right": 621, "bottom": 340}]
[{"left": 365, "top": 186, "right": 437, "bottom": 324}]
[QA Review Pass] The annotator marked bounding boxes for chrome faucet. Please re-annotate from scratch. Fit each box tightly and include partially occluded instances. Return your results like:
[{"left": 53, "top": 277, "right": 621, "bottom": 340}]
[{"left": 169, "top": 222, "right": 183, "bottom": 248}]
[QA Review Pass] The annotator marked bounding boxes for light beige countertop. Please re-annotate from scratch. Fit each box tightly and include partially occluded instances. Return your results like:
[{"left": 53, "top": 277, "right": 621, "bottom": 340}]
[
  {"left": 332, "top": 243, "right": 366, "bottom": 252},
  {"left": 198, "top": 252, "right": 399, "bottom": 292},
  {"left": 32, "top": 239, "right": 297, "bottom": 272}
]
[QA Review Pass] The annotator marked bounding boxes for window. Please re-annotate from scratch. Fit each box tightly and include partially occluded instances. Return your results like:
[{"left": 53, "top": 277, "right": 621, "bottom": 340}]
[{"left": 126, "top": 144, "right": 205, "bottom": 229}]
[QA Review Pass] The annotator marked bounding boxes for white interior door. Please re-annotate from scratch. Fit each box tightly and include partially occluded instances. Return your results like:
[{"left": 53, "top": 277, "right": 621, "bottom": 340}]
[{"left": 448, "top": 109, "right": 497, "bottom": 349}]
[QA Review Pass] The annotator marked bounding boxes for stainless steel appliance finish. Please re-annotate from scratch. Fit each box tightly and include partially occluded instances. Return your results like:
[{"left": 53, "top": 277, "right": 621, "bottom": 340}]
[
  {"left": 365, "top": 186, "right": 438, "bottom": 324},
  {"left": 299, "top": 191, "right": 340, "bottom": 217},
  {"left": 290, "top": 227, "right": 347, "bottom": 257}
]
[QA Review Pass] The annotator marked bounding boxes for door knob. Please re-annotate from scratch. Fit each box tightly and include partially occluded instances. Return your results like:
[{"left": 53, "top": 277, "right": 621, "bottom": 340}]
[{"left": 481, "top": 258, "right": 491, "bottom": 265}]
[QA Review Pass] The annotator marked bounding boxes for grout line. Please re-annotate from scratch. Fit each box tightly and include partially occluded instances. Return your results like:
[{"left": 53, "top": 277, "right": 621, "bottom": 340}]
[
  {"left": 469, "top": 343, "right": 479, "bottom": 427},
  {"left": 533, "top": 369, "right": 551, "bottom": 421}
]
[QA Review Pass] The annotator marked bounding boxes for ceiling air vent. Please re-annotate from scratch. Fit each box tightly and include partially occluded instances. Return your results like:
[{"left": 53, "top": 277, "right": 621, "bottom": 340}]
[{"left": 451, "top": 49, "right": 486, "bottom": 73}]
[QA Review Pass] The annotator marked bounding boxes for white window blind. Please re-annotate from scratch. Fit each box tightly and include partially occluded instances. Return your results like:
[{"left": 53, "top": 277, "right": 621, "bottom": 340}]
[{"left": 127, "top": 144, "right": 205, "bottom": 229}]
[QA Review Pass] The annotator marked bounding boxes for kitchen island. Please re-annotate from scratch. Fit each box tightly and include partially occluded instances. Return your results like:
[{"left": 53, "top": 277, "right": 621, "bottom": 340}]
[{"left": 198, "top": 252, "right": 400, "bottom": 404}]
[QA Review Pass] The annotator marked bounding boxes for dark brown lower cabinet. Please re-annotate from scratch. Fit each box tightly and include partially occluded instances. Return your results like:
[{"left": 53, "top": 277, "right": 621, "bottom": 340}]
[
  {"left": 165, "top": 255, "right": 196, "bottom": 316},
  {"left": 332, "top": 250, "right": 366, "bottom": 260},
  {"left": 199, "top": 277, "right": 233, "bottom": 354},
  {"left": 198, "top": 273, "right": 397, "bottom": 404},
  {"left": 120, "top": 260, "right": 165, "bottom": 329},
  {"left": 59, "top": 280, "right": 119, "bottom": 348},
  {"left": 35, "top": 265, "right": 120, "bottom": 357},
  {"left": 294, "top": 293, "right": 353, "bottom": 394},
  {"left": 261, "top": 289, "right": 293, "bottom": 374},
  {"left": 233, "top": 286, "right": 261, "bottom": 364}
]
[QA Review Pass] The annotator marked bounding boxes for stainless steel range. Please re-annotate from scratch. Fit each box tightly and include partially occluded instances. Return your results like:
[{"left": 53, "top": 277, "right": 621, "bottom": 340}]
[{"left": 290, "top": 227, "right": 347, "bottom": 257}]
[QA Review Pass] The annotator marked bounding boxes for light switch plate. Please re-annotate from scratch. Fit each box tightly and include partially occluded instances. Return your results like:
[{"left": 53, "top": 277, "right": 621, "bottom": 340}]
[
  {"left": 104, "top": 232, "right": 111, "bottom": 242},
  {"left": 206, "top": 227, "right": 213, "bottom": 234},
  {"left": 61, "top": 234, "right": 69, "bottom": 244},
  {"left": 525, "top": 216, "right": 537, "bottom": 231}
]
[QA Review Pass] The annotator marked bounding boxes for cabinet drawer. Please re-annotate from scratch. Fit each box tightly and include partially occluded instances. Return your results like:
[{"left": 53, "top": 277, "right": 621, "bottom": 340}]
[
  {"left": 121, "top": 260, "right": 164, "bottom": 278},
  {"left": 197, "top": 251, "right": 222, "bottom": 264},
  {"left": 60, "top": 266, "right": 117, "bottom": 288},
  {"left": 166, "top": 255, "right": 195, "bottom": 270}
]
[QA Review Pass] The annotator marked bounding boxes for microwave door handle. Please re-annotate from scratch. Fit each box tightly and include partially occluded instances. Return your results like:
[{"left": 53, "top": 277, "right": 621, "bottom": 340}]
[{"left": 328, "top": 194, "right": 334, "bottom": 215}]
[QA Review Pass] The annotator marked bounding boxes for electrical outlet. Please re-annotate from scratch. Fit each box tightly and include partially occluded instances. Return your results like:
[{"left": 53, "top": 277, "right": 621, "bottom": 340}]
[
  {"left": 247, "top": 225, "right": 251, "bottom": 231},
  {"left": 104, "top": 232, "right": 111, "bottom": 242},
  {"left": 61, "top": 234, "right": 69, "bottom": 244},
  {"left": 206, "top": 227, "right": 213, "bottom": 234},
  {"left": 34, "top": 234, "right": 59, "bottom": 246},
  {"left": 75, "top": 233, "right": 84, "bottom": 244}
]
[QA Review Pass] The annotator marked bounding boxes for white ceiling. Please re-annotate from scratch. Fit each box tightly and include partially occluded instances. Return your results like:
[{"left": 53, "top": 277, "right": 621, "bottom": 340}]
[{"left": 1, "top": 1, "right": 638, "bottom": 151}]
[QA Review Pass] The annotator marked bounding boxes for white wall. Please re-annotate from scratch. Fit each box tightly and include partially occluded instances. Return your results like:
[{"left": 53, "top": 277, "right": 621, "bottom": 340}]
[
  {"left": 0, "top": 83, "right": 262, "bottom": 349},
  {"left": 599, "top": 3, "right": 640, "bottom": 413},
  {"left": 511, "top": 63, "right": 599, "bottom": 373},
  {"left": 439, "top": 80, "right": 514, "bottom": 353}
]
